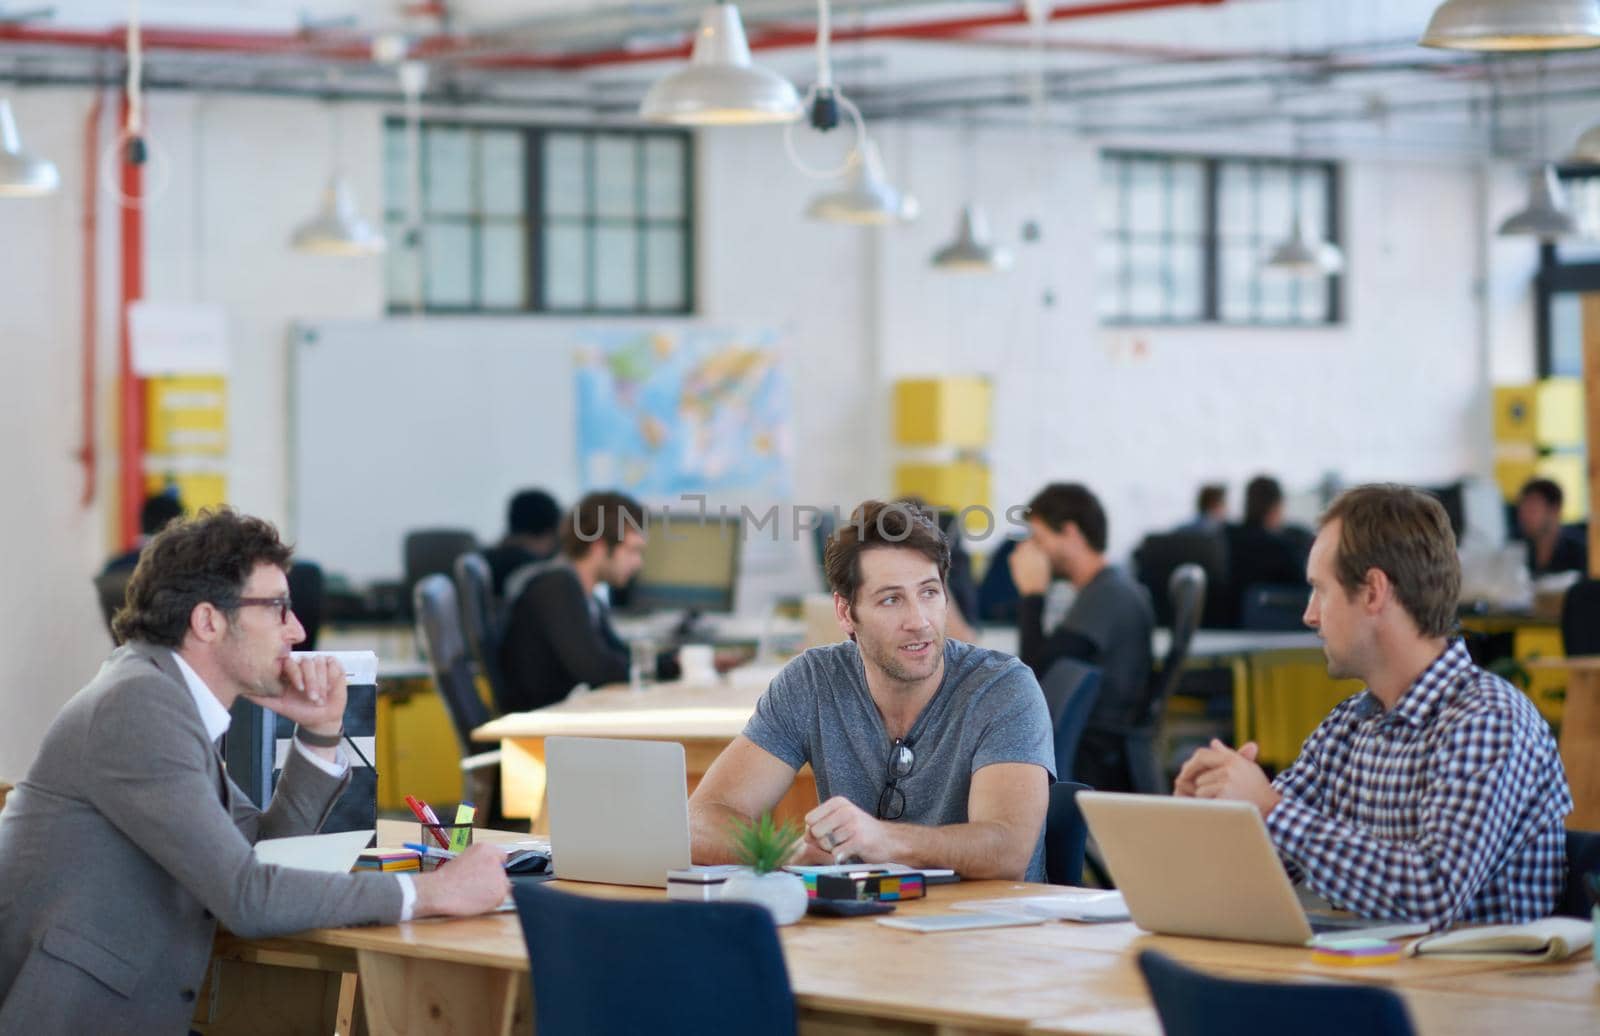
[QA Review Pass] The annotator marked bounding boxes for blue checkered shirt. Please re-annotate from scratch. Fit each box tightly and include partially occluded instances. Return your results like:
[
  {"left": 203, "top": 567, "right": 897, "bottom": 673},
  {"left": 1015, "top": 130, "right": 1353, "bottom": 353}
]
[{"left": 1266, "top": 639, "right": 1570, "bottom": 928}]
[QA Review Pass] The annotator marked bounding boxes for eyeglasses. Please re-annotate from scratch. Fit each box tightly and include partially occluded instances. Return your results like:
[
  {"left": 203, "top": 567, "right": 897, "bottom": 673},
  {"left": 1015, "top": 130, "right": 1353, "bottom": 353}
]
[
  {"left": 876, "top": 737, "right": 915, "bottom": 821},
  {"left": 235, "top": 596, "right": 293, "bottom": 624}
]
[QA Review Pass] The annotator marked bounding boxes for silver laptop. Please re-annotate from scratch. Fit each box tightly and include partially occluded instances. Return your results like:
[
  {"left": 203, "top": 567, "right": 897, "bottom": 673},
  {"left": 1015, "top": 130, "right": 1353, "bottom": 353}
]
[
  {"left": 1078, "top": 792, "right": 1429, "bottom": 946},
  {"left": 545, "top": 736, "right": 693, "bottom": 887}
]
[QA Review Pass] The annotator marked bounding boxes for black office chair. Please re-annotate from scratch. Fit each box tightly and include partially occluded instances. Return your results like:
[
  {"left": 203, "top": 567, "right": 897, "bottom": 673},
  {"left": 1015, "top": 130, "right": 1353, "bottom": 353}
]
[
  {"left": 413, "top": 574, "right": 502, "bottom": 819},
  {"left": 1137, "top": 949, "right": 1416, "bottom": 1036},
  {"left": 286, "top": 559, "right": 325, "bottom": 651},
  {"left": 1135, "top": 530, "right": 1230, "bottom": 630},
  {"left": 1123, "top": 563, "right": 1206, "bottom": 794},
  {"left": 1556, "top": 829, "right": 1600, "bottom": 918},
  {"left": 1560, "top": 579, "right": 1600, "bottom": 656},
  {"left": 977, "top": 537, "right": 1024, "bottom": 623},
  {"left": 513, "top": 884, "right": 797, "bottom": 1036},
  {"left": 403, "top": 528, "right": 478, "bottom": 619},
  {"left": 1040, "top": 659, "right": 1102, "bottom": 784},
  {"left": 453, "top": 553, "right": 512, "bottom": 715},
  {"left": 92, "top": 569, "right": 134, "bottom": 643},
  {"left": 1044, "top": 780, "right": 1092, "bottom": 886}
]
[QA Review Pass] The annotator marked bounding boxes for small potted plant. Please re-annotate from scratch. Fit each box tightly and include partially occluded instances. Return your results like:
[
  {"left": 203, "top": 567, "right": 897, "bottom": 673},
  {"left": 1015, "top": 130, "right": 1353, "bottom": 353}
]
[{"left": 719, "top": 812, "right": 809, "bottom": 925}]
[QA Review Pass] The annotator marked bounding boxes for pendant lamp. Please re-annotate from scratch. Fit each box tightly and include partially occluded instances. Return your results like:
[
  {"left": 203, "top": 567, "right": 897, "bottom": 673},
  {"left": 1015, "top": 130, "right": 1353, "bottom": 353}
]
[
  {"left": 1420, "top": 0, "right": 1600, "bottom": 51},
  {"left": 0, "top": 98, "right": 60, "bottom": 197},
  {"left": 640, "top": 3, "right": 801, "bottom": 126},
  {"left": 930, "top": 206, "right": 1012, "bottom": 272}
]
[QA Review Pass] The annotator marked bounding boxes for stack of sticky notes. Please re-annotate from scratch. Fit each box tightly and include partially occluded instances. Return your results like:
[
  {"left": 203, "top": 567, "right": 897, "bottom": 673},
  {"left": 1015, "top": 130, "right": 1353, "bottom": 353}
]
[{"left": 355, "top": 848, "right": 421, "bottom": 873}]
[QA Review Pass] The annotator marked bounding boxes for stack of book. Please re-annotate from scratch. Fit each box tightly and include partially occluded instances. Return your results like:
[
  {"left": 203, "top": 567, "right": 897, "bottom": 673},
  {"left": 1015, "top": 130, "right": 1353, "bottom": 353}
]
[{"left": 355, "top": 849, "right": 421, "bottom": 873}]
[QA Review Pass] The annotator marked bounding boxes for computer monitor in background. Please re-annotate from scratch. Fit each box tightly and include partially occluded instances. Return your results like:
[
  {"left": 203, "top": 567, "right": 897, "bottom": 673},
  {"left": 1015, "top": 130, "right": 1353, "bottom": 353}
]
[
  {"left": 622, "top": 512, "right": 741, "bottom": 614},
  {"left": 1422, "top": 482, "right": 1467, "bottom": 545}
]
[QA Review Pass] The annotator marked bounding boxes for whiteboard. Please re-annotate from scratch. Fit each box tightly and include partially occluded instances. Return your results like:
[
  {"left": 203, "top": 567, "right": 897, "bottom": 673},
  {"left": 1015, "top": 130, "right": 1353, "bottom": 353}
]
[
  {"left": 288, "top": 317, "right": 817, "bottom": 607},
  {"left": 292, "top": 316, "right": 694, "bottom": 583}
]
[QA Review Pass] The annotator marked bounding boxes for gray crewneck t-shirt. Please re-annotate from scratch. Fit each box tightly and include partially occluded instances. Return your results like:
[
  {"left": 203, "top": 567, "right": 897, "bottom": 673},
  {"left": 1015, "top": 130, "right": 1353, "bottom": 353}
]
[{"left": 742, "top": 638, "right": 1056, "bottom": 881}]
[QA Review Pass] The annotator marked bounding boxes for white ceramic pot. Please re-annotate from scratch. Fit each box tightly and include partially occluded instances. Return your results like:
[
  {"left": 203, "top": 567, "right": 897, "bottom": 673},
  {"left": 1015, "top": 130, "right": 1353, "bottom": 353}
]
[{"left": 720, "top": 870, "right": 808, "bottom": 926}]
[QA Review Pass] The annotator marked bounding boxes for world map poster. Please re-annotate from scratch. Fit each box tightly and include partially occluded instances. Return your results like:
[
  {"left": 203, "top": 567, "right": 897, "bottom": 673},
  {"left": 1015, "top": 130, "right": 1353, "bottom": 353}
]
[{"left": 575, "top": 327, "right": 792, "bottom": 501}]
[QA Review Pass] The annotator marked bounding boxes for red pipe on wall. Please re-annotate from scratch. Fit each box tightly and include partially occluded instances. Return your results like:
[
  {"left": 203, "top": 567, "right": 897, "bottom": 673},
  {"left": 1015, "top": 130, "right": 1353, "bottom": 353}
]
[
  {"left": 79, "top": 91, "right": 103, "bottom": 509},
  {"left": 117, "top": 93, "right": 144, "bottom": 549},
  {"left": 0, "top": 0, "right": 1228, "bottom": 71}
]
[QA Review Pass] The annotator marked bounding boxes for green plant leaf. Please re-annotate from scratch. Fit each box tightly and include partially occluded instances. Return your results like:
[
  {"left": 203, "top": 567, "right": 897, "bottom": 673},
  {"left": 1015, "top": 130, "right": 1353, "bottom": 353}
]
[{"left": 727, "top": 811, "right": 803, "bottom": 875}]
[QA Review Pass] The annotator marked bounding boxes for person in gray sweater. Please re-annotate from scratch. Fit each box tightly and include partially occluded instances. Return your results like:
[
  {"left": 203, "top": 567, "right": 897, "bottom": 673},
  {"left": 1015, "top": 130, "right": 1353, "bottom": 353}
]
[{"left": 0, "top": 509, "right": 508, "bottom": 1035}]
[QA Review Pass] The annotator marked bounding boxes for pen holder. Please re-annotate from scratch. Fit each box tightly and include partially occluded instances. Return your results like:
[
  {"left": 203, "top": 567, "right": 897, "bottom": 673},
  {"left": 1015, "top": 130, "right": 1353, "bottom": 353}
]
[{"left": 419, "top": 823, "right": 473, "bottom": 870}]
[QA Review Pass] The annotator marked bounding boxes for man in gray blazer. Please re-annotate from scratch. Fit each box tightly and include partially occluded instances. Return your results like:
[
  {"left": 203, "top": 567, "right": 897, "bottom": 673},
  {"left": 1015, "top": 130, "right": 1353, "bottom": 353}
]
[{"left": 0, "top": 509, "right": 510, "bottom": 1034}]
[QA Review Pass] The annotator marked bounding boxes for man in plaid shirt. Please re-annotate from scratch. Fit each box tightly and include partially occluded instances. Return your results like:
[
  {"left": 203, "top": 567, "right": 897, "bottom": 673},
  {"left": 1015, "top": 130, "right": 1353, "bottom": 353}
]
[{"left": 1176, "top": 484, "right": 1570, "bottom": 928}]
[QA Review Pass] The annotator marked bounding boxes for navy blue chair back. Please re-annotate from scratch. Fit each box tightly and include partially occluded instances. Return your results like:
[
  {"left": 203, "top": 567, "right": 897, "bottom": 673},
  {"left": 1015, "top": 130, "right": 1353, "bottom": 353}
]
[
  {"left": 1040, "top": 659, "right": 1102, "bottom": 782},
  {"left": 1240, "top": 583, "right": 1311, "bottom": 631},
  {"left": 1045, "top": 781, "right": 1092, "bottom": 886},
  {"left": 1557, "top": 829, "right": 1600, "bottom": 918},
  {"left": 414, "top": 574, "right": 491, "bottom": 759},
  {"left": 513, "top": 884, "right": 797, "bottom": 1036},
  {"left": 453, "top": 552, "right": 511, "bottom": 715},
  {"left": 1561, "top": 579, "right": 1600, "bottom": 656},
  {"left": 1137, "top": 949, "right": 1415, "bottom": 1036}
]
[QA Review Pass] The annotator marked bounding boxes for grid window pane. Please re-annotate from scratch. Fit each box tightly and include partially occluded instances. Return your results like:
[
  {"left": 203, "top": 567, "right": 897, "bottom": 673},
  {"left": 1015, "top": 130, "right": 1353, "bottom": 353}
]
[
  {"left": 1169, "top": 161, "right": 1205, "bottom": 236},
  {"left": 1219, "top": 242, "right": 1257, "bottom": 322},
  {"left": 480, "top": 223, "right": 525, "bottom": 309},
  {"left": 543, "top": 222, "right": 589, "bottom": 309},
  {"left": 480, "top": 132, "right": 525, "bottom": 217},
  {"left": 644, "top": 226, "right": 687, "bottom": 310},
  {"left": 1098, "top": 154, "right": 1208, "bottom": 323},
  {"left": 383, "top": 120, "right": 692, "bottom": 315},
  {"left": 595, "top": 225, "right": 639, "bottom": 309},
  {"left": 644, "top": 136, "right": 687, "bottom": 218},
  {"left": 594, "top": 135, "right": 638, "bottom": 220},
  {"left": 423, "top": 221, "right": 473, "bottom": 307},
  {"left": 425, "top": 127, "right": 472, "bottom": 216},
  {"left": 543, "top": 133, "right": 588, "bottom": 219},
  {"left": 1126, "top": 161, "right": 1165, "bottom": 234}
]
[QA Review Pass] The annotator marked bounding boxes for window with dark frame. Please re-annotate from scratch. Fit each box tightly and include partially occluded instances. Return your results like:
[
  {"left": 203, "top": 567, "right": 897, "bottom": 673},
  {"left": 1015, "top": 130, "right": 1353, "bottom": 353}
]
[
  {"left": 1099, "top": 151, "right": 1341, "bottom": 327},
  {"left": 1536, "top": 167, "right": 1600, "bottom": 380},
  {"left": 382, "top": 119, "right": 695, "bottom": 315}
]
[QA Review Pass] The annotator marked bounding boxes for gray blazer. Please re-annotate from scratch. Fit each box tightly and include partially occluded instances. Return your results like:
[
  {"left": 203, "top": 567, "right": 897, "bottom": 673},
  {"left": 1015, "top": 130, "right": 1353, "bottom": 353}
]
[{"left": 0, "top": 643, "right": 402, "bottom": 1035}]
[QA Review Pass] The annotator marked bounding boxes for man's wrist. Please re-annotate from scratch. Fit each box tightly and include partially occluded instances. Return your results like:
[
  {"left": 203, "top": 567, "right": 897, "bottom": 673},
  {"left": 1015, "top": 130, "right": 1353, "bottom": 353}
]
[
  {"left": 1257, "top": 787, "right": 1282, "bottom": 819},
  {"left": 294, "top": 724, "right": 344, "bottom": 748}
]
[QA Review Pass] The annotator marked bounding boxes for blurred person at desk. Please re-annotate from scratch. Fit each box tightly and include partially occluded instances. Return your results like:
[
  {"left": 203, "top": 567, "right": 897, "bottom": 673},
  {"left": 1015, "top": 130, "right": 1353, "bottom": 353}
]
[
  {"left": 1224, "top": 474, "right": 1313, "bottom": 625},
  {"left": 1010, "top": 482, "right": 1155, "bottom": 791},
  {"left": 689, "top": 500, "right": 1054, "bottom": 880},
  {"left": 1175, "top": 482, "right": 1228, "bottom": 535},
  {"left": 1516, "top": 477, "right": 1588, "bottom": 579},
  {"left": 0, "top": 509, "right": 509, "bottom": 1034},
  {"left": 481, "top": 486, "right": 561, "bottom": 600},
  {"left": 100, "top": 489, "right": 184, "bottom": 574},
  {"left": 499, "top": 490, "right": 678, "bottom": 714},
  {"left": 1175, "top": 484, "right": 1570, "bottom": 929}
]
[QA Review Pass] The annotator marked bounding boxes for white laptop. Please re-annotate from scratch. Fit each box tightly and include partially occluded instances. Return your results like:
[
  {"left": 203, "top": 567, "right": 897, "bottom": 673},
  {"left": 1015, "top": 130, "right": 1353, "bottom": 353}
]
[
  {"left": 1078, "top": 792, "right": 1429, "bottom": 946},
  {"left": 545, "top": 736, "right": 693, "bottom": 888}
]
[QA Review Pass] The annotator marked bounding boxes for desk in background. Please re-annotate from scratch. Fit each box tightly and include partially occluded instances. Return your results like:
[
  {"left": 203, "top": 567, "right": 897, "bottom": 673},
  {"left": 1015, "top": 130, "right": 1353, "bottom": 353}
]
[
  {"left": 199, "top": 878, "right": 1598, "bottom": 1036},
  {"left": 474, "top": 664, "right": 814, "bottom": 830}
]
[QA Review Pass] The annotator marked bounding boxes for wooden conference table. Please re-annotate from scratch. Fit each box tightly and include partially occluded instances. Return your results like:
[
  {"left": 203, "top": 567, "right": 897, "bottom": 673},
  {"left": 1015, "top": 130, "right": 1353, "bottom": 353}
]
[
  {"left": 199, "top": 877, "right": 1599, "bottom": 1035},
  {"left": 474, "top": 631, "right": 1326, "bottom": 828}
]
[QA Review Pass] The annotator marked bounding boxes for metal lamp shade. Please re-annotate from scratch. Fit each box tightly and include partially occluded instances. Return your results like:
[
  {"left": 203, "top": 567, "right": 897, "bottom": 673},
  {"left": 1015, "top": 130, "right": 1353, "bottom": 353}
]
[
  {"left": 0, "top": 99, "right": 60, "bottom": 197},
  {"left": 291, "top": 174, "right": 387, "bottom": 256},
  {"left": 1265, "top": 220, "right": 1344, "bottom": 275},
  {"left": 640, "top": 4, "right": 801, "bottom": 125},
  {"left": 806, "top": 145, "right": 918, "bottom": 225},
  {"left": 1420, "top": 0, "right": 1600, "bottom": 51},
  {"left": 1497, "top": 164, "right": 1578, "bottom": 239},
  {"left": 930, "top": 206, "right": 1012, "bottom": 272}
]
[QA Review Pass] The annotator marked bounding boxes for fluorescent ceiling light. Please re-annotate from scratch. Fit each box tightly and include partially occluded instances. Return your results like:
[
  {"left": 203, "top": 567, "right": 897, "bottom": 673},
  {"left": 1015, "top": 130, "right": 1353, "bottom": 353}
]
[
  {"left": 1420, "top": 0, "right": 1600, "bottom": 51},
  {"left": 1497, "top": 163, "right": 1578, "bottom": 239},
  {"left": 930, "top": 206, "right": 1012, "bottom": 272},
  {"left": 806, "top": 141, "right": 917, "bottom": 225},
  {"left": 0, "top": 98, "right": 60, "bottom": 198},
  {"left": 291, "top": 174, "right": 386, "bottom": 257},
  {"left": 640, "top": 3, "right": 801, "bottom": 126}
]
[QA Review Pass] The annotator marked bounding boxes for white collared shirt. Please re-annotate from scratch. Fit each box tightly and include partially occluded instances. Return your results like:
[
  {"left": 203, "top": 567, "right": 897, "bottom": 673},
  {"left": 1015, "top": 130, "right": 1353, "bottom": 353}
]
[{"left": 171, "top": 651, "right": 417, "bottom": 920}]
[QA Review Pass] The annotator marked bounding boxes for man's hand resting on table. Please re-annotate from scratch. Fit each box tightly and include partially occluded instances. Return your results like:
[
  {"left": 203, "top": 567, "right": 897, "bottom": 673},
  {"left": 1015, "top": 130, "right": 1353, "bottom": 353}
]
[{"left": 412, "top": 843, "right": 512, "bottom": 917}]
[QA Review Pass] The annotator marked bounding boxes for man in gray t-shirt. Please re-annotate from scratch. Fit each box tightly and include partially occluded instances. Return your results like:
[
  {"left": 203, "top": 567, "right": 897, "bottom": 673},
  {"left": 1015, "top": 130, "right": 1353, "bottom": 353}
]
[{"left": 691, "top": 501, "right": 1055, "bottom": 881}]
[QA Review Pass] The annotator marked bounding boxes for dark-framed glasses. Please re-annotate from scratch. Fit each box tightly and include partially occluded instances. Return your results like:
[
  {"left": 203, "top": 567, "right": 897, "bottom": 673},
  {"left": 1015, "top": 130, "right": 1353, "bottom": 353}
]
[
  {"left": 236, "top": 596, "right": 293, "bottom": 624},
  {"left": 876, "top": 737, "right": 916, "bottom": 821}
]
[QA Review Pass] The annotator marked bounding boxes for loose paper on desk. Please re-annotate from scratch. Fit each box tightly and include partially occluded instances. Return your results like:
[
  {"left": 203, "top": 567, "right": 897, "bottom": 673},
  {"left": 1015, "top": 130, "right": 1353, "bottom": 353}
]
[
  {"left": 254, "top": 830, "right": 375, "bottom": 874},
  {"left": 951, "top": 890, "right": 1129, "bottom": 923},
  {"left": 1405, "top": 917, "right": 1593, "bottom": 962}
]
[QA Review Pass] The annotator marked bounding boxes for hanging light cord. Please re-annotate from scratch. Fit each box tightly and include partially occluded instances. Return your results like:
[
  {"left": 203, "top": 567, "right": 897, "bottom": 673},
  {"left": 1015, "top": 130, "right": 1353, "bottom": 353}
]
[
  {"left": 783, "top": 0, "right": 867, "bottom": 179},
  {"left": 124, "top": 0, "right": 143, "bottom": 139}
]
